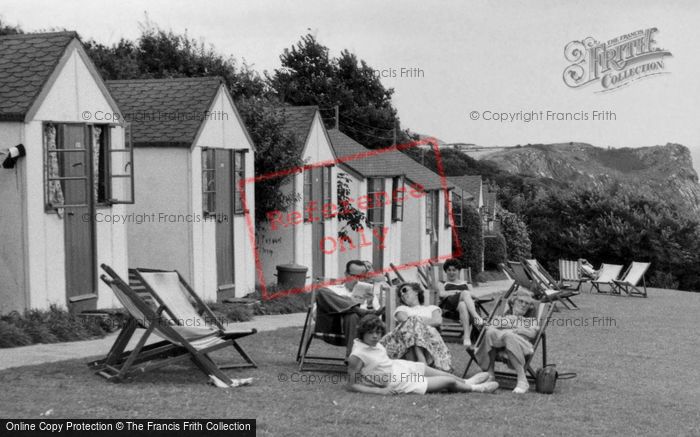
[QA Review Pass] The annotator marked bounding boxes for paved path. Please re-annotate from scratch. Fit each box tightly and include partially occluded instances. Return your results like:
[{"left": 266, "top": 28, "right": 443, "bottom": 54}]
[
  {"left": 0, "top": 280, "right": 513, "bottom": 371},
  {"left": 0, "top": 313, "right": 307, "bottom": 371}
]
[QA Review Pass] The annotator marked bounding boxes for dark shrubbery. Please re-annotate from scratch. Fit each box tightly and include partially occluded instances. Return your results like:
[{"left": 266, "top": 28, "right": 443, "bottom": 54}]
[
  {"left": 484, "top": 233, "right": 507, "bottom": 270},
  {"left": 455, "top": 205, "right": 484, "bottom": 274},
  {"left": 0, "top": 306, "right": 121, "bottom": 348},
  {"left": 498, "top": 209, "right": 532, "bottom": 260},
  {"left": 524, "top": 185, "right": 700, "bottom": 291}
]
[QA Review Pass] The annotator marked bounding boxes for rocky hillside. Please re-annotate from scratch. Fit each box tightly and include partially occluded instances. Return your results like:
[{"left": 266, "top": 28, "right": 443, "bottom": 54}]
[{"left": 481, "top": 143, "right": 700, "bottom": 215}]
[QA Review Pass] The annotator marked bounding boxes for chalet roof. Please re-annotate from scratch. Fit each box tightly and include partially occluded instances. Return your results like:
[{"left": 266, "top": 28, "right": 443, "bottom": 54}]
[
  {"left": 328, "top": 128, "right": 451, "bottom": 191},
  {"left": 278, "top": 105, "right": 318, "bottom": 147},
  {"left": 0, "top": 32, "right": 76, "bottom": 121},
  {"left": 448, "top": 175, "right": 482, "bottom": 201},
  {"left": 106, "top": 77, "right": 222, "bottom": 147}
]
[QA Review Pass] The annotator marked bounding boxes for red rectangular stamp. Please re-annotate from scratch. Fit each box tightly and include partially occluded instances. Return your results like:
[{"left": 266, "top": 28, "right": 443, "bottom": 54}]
[{"left": 239, "top": 137, "right": 461, "bottom": 300}]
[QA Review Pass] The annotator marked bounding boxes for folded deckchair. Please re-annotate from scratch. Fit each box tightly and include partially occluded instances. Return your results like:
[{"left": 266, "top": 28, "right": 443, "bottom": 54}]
[
  {"left": 523, "top": 259, "right": 580, "bottom": 310},
  {"left": 612, "top": 262, "right": 650, "bottom": 298},
  {"left": 462, "top": 286, "right": 555, "bottom": 383},
  {"left": 89, "top": 265, "right": 256, "bottom": 386},
  {"left": 558, "top": 259, "right": 589, "bottom": 292},
  {"left": 591, "top": 263, "right": 624, "bottom": 294}
]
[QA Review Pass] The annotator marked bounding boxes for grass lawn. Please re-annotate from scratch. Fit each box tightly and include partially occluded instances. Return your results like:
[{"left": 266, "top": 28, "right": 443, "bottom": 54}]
[{"left": 2, "top": 287, "right": 700, "bottom": 436}]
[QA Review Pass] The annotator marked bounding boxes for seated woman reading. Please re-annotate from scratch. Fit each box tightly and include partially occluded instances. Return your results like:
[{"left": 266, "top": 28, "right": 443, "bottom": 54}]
[
  {"left": 474, "top": 290, "right": 539, "bottom": 394},
  {"left": 380, "top": 282, "right": 453, "bottom": 372},
  {"left": 438, "top": 258, "right": 484, "bottom": 347},
  {"left": 348, "top": 315, "right": 498, "bottom": 395}
]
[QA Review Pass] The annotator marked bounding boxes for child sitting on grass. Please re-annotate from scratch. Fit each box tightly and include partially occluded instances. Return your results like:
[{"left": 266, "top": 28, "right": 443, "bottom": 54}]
[{"left": 347, "top": 315, "right": 498, "bottom": 395}]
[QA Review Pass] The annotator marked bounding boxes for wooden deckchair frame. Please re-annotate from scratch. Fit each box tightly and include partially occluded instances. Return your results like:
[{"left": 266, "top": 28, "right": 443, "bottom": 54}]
[
  {"left": 89, "top": 265, "right": 256, "bottom": 385},
  {"left": 521, "top": 259, "right": 580, "bottom": 310},
  {"left": 558, "top": 259, "right": 589, "bottom": 292},
  {"left": 611, "top": 262, "right": 650, "bottom": 298},
  {"left": 505, "top": 261, "right": 566, "bottom": 309},
  {"left": 462, "top": 287, "right": 554, "bottom": 382},
  {"left": 296, "top": 286, "right": 351, "bottom": 373},
  {"left": 591, "top": 263, "right": 624, "bottom": 294},
  {"left": 133, "top": 268, "right": 257, "bottom": 368}
]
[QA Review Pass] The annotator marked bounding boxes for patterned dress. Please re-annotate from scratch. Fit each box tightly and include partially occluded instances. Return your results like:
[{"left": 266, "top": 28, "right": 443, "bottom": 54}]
[{"left": 380, "top": 305, "right": 453, "bottom": 372}]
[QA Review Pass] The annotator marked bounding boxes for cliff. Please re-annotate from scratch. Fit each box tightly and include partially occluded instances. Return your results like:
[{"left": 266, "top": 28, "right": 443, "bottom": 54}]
[{"left": 481, "top": 143, "right": 700, "bottom": 215}]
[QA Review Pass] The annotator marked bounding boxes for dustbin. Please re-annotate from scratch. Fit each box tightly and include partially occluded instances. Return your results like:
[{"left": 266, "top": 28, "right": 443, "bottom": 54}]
[{"left": 276, "top": 263, "right": 309, "bottom": 291}]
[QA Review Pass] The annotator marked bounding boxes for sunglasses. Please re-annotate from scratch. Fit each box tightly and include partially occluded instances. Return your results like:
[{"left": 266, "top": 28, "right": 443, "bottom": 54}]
[{"left": 400, "top": 287, "right": 412, "bottom": 294}]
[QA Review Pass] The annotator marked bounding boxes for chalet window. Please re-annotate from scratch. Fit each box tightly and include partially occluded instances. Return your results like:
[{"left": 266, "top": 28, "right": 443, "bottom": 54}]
[
  {"left": 322, "top": 166, "right": 332, "bottom": 221},
  {"left": 303, "top": 170, "right": 313, "bottom": 222},
  {"left": 425, "top": 190, "right": 438, "bottom": 235},
  {"left": 233, "top": 150, "right": 246, "bottom": 214},
  {"left": 202, "top": 148, "right": 216, "bottom": 215},
  {"left": 107, "top": 122, "right": 134, "bottom": 204},
  {"left": 367, "top": 178, "right": 385, "bottom": 226},
  {"left": 391, "top": 176, "right": 403, "bottom": 222},
  {"left": 444, "top": 191, "right": 451, "bottom": 228},
  {"left": 44, "top": 122, "right": 133, "bottom": 211},
  {"left": 451, "top": 192, "right": 463, "bottom": 227}
]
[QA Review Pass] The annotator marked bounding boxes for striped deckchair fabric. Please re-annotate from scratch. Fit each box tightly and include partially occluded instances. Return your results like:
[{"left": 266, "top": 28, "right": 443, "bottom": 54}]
[{"left": 558, "top": 259, "right": 589, "bottom": 292}]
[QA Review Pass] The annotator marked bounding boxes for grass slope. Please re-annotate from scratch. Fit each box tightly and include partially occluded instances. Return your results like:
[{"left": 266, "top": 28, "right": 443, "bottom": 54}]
[{"left": 1, "top": 288, "right": 699, "bottom": 436}]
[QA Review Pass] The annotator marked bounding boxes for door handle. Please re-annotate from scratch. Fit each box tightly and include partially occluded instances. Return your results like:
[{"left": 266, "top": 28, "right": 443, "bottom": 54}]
[{"left": 67, "top": 211, "right": 75, "bottom": 216}]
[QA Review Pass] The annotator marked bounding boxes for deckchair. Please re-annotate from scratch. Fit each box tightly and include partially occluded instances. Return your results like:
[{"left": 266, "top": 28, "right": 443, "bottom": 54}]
[
  {"left": 558, "top": 259, "right": 589, "bottom": 292},
  {"left": 133, "top": 268, "right": 257, "bottom": 367},
  {"left": 90, "top": 265, "right": 256, "bottom": 386},
  {"left": 591, "top": 263, "right": 624, "bottom": 294},
  {"left": 296, "top": 282, "right": 385, "bottom": 372},
  {"left": 462, "top": 288, "right": 555, "bottom": 383},
  {"left": 612, "top": 262, "right": 651, "bottom": 298},
  {"left": 523, "top": 259, "right": 580, "bottom": 310},
  {"left": 505, "top": 261, "right": 569, "bottom": 309}
]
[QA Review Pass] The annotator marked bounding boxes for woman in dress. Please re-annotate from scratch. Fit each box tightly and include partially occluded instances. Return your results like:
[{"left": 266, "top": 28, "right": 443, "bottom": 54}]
[
  {"left": 380, "top": 282, "right": 453, "bottom": 372},
  {"left": 474, "top": 290, "right": 539, "bottom": 394}
]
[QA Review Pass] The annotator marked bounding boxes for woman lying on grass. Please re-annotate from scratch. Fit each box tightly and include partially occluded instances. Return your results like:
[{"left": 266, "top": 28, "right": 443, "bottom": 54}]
[
  {"left": 347, "top": 315, "right": 498, "bottom": 395},
  {"left": 380, "top": 282, "right": 453, "bottom": 372},
  {"left": 473, "top": 290, "right": 539, "bottom": 394}
]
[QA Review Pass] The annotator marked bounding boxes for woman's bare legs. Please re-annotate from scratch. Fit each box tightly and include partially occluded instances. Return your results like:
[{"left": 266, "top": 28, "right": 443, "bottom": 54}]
[
  {"left": 506, "top": 350, "right": 529, "bottom": 394},
  {"left": 458, "top": 291, "right": 483, "bottom": 346},
  {"left": 423, "top": 367, "right": 496, "bottom": 393}
]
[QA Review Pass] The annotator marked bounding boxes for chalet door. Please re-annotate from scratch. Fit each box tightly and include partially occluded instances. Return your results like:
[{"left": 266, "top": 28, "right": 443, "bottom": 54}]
[
  {"left": 311, "top": 167, "right": 325, "bottom": 279},
  {"left": 214, "top": 149, "right": 235, "bottom": 301},
  {"left": 62, "top": 125, "right": 96, "bottom": 313}
]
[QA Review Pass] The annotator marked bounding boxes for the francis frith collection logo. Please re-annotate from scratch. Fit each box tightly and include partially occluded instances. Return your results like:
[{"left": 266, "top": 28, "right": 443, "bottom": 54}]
[{"left": 563, "top": 28, "right": 672, "bottom": 92}]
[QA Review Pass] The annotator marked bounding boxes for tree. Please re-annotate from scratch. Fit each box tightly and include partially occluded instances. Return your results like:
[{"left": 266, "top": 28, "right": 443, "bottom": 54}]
[
  {"left": 268, "top": 34, "right": 406, "bottom": 149},
  {"left": 0, "top": 18, "right": 23, "bottom": 36}
]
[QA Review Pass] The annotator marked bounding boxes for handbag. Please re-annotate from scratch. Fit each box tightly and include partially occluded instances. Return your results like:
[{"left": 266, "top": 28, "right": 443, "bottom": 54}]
[
  {"left": 535, "top": 364, "right": 558, "bottom": 394},
  {"left": 535, "top": 364, "right": 577, "bottom": 394}
]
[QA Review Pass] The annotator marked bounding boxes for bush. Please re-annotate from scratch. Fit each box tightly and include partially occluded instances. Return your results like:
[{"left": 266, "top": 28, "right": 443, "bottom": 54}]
[
  {"left": 649, "top": 271, "right": 679, "bottom": 290},
  {"left": 456, "top": 205, "right": 484, "bottom": 274},
  {"left": 498, "top": 209, "right": 532, "bottom": 260},
  {"left": 484, "top": 233, "right": 507, "bottom": 270},
  {"left": 0, "top": 320, "right": 32, "bottom": 348}
]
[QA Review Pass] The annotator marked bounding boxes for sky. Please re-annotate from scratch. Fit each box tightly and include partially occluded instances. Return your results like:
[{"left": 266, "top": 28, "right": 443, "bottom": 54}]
[{"left": 3, "top": 0, "right": 699, "bottom": 175}]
